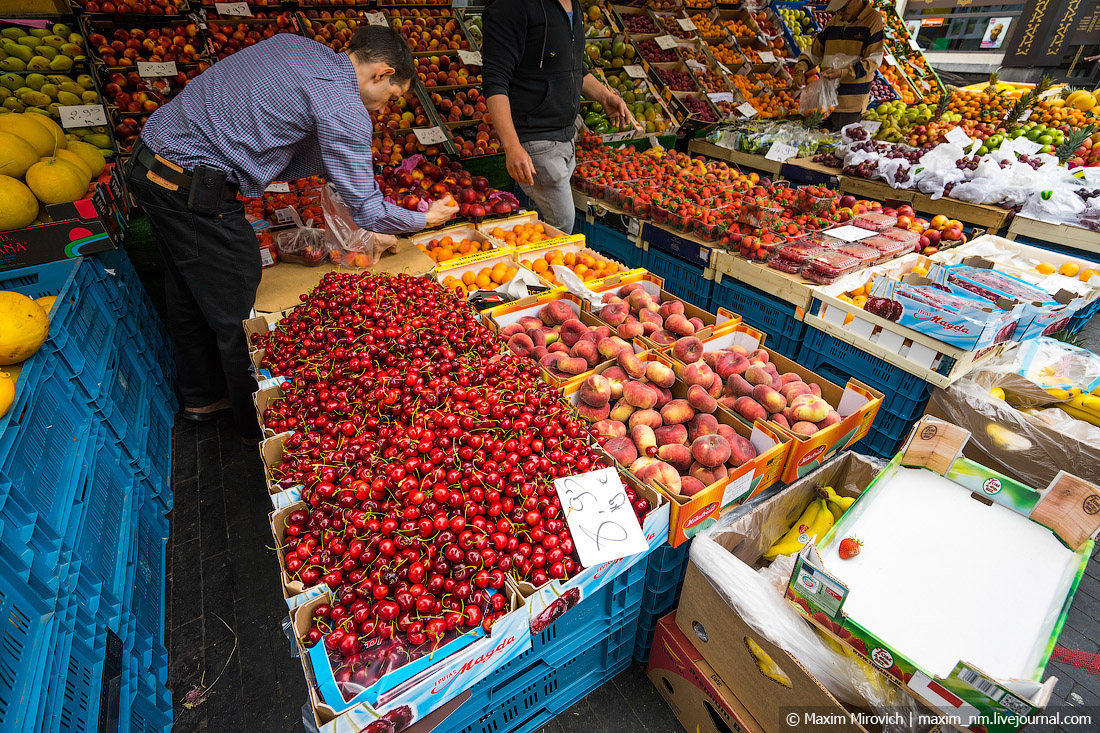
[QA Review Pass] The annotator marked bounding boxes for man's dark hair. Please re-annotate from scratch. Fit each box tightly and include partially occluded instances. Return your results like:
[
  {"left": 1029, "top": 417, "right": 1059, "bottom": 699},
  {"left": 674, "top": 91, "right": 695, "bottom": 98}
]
[{"left": 347, "top": 25, "right": 416, "bottom": 86}]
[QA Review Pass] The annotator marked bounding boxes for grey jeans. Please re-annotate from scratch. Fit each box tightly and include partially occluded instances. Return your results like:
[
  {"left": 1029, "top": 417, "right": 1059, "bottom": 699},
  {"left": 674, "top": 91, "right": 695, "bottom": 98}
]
[{"left": 518, "top": 138, "right": 577, "bottom": 234}]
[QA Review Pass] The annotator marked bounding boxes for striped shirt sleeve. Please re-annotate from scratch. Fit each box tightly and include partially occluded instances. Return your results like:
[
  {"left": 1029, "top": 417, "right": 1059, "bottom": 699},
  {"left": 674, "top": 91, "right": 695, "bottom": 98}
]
[{"left": 313, "top": 91, "right": 427, "bottom": 234}]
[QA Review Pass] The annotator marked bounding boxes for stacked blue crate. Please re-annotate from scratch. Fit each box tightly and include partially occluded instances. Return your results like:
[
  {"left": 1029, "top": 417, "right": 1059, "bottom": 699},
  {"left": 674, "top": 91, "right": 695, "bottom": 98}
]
[
  {"left": 711, "top": 277, "right": 806, "bottom": 358},
  {"left": 643, "top": 248, "right": 714, "bottom": 312},
  {"left": 797, "top": 326, "right": 933, "bottom": 458},
  {"left": 0, "top": 250, "right": 175, "bottom": 733},
  {"left": 588, "top": 221, "right": 644, "bottom": 271},
  {"left": 437, "top": 558, "right": 648, "bottom": 733},
  {"left": 634, "top": 540, "right": 692, "bottom": 663}
]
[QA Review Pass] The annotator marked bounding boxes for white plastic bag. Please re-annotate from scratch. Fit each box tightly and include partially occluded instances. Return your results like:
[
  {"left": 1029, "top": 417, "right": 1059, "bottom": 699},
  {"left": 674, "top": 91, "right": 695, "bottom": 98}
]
[
  {"left": 1020, "top": 186, "right": 1087, "bottom": 225},
  {"left": 949, "top": 177, "right": 1002, "bottom": 205},
  {"left": 916, "top": 166, "right": 966, "bottom": 199},
  {"left": 878, "top": 157, "right": 916, "bottom": 189}
]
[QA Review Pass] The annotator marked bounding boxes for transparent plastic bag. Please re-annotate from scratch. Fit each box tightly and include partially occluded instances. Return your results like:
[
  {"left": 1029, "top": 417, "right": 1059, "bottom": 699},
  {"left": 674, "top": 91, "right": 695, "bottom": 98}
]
[
  {"left": 949, "top": 177, "right": 1002, "bottom": 205},
  {"left": 321, "top": 184, "right": 400, "bottom": 268},
  {"left": 274, "top": 222, "right": 330, "bottom": 266},
  {"left": 1020, "top": 185, "right": 1087, "bottom": 225},
  {"left": 799, "top": 77, "right": 839, "bottom": 116}
]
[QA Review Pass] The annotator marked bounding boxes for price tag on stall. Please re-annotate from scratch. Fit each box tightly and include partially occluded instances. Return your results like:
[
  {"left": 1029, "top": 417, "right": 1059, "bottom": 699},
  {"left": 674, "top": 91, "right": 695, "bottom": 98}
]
[
  {"left": 759, "top": 50, "right": 776, "bottom": 63},
  {"left": 686, "top": 58, "right": 706, "bottom": 71},
  {"left": 274, "top": 207, "right": 296, "bottom": 224},
  {"left": 458, "top": 49, "right": 482, "bottom": 65},
  {"left": 738, "top": 62, "right": 752, "bottom": 75},
  {"left": 554, "top": 468, "right": 648, "bottom": 566},
  {"left": 859, "top": 119, "right": 881, "bottom": 134},
  {"left": 655, "top": 34, "right": 678, "bottom": 50},
  {"left": 737, "top": 102, "right": 758, "bottom": 118},
  {"left": 708, "top": 92, "right": 734, "bottom": 104},
  {"left": 909, "top": 38, "right": 921, "bottom": 50},
  {"left": 214, "top": 2, "right": 251, "bottom": 17},
  {"left": 58, "top": 104, "right": 108, "bottom": 129},
  {"left": 137, "top": 61, "right": 177, "bottom": 78},
  {"left": 623, "top": 64, "right": 646, "bottom": 78},
  {"left": 1019, "top": 109, "right": 1032, "bottom": 122},
  {"left": 765, "top": 142, "right": 798, "bottom": 162},
  {"left": 366, "top": 11, "right": 388, "bottom": 26},
  {"left": 413, "top": 126, "right": 449, "bottom": 145},
  {"left": 265, "top": 181, "right": 291, "bottom": 193},
  {"left": 823, "top": 225, "right": 874, "bottom": 242},
  {"left": 1013, "top": 138, "right": 1042, "bottom": 155},
  {"left": 884, "top": 53, "right": 897, "bottom": 66},
  {"left": 677, "top": 18, "right": 697, "bottom": 31}
]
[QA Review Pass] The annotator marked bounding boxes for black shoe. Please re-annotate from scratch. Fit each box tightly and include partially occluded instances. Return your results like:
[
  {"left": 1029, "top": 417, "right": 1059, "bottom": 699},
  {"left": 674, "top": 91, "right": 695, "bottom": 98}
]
[{"left": 180, "top": 406, "right": 234, "bottom": 423}]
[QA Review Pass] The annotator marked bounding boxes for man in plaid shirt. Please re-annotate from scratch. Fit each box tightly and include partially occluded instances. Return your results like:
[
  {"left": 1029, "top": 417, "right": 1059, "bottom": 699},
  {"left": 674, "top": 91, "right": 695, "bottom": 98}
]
[{"left": 129, "top": 26, "right": 457, "bottom": 443}]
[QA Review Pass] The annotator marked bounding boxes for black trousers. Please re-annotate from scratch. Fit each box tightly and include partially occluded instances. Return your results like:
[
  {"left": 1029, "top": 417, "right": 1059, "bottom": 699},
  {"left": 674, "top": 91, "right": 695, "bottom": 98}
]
[
  {"left": 826, "top": 110, "right": 863, "bottom": 132},
  {"left": 126, "top": 156, "right": 262, "bottom": 440}
]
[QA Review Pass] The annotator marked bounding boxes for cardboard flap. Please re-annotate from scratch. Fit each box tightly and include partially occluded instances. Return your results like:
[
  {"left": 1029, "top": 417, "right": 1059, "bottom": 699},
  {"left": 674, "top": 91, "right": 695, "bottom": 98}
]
[
  {"left": 1030, "top": 471, "right": 1100, "bottom": 550},
  {"left": 901, "top": 417, "right": 969, "bottom": 475}
]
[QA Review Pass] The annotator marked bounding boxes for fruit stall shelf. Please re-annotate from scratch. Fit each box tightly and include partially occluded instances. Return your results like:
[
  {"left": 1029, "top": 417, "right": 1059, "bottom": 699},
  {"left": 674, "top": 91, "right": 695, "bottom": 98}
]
[
  {"left": 642, "top": 246, "right": 716, "bottom": 313},
  {"left": 435, "top": 559, "right": 647, "bottom": 733},
  {"left": 0, "top": 248, "right": 174, "bottom": 733},
  {"left": 1005, "top": 216, "right": 1100, "bottom": 259},
  {"left": 836, "top": 175, "right": 1012, "bottom": 236},
  {"left": 687, "top": 138, "right": 784, "bottom": 176},
  {"left": 796, "top": 325, "right": 934, "bottom": 458},
  {"left": 710, "top": 275, "right": 807, "bottom": 359},
  {"left": 709, "top": 250, "right": 817, "bottom": 313}
]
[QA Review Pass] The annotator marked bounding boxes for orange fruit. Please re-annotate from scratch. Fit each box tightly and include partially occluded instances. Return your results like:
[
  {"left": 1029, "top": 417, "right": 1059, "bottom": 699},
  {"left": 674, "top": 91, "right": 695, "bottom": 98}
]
[
  {"left": 1080, "top": 269, "right": 1098, "bottom": 282},
  {"left": 1058, "top": 262, "right": 1080, "bottom": 277},
  {"left": 1035, "top": 263, "right": 1056, "bottom": 275}
]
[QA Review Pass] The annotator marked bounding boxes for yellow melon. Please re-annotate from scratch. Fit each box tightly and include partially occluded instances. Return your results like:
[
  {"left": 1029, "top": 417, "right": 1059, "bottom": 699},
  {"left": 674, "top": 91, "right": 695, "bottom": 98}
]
[
  {"left": 0, "top": 291, "right": 48, "bottom": 365},
  {"left": 66, "top": 140, "right": 105, "bottom": 178},
  {"left": 0, "top": 114, "right": 55, "bottom": 157},
  {"left": 50, "top": 148, "right": 92, "bottom": 179},
  {"left": 0, "top": 176, "right": 38, "bottom": 231},
  {"left": 34, "top": 295, "right": 56, "bottom": 316},
  {"left": 25, "top": 157, "right": 88, "bottom": 204},
  {"left": 23, "top": 113, "right": 66, "bottom": 151},
  {"left": 0, "top": 130, "right": 38, "bottom": 180},
  {"left": 0, "top": 371, "right": 13, "bottom": 418}
]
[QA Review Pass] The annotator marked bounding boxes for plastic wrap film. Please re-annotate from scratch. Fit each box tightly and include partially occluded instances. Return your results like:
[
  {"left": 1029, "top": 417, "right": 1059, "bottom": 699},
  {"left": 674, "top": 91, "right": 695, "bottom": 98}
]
[
  {"left": 322, "top": 184, "right": 400, "bottom": 268},
  {"left": 689, "top": 534, "right": 924, "bottom": 731}
]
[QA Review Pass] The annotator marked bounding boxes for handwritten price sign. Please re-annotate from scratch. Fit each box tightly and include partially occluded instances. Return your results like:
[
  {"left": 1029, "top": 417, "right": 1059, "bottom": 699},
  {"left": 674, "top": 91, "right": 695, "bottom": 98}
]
[
  {"left": 677, "top": 18, "right": 697, "bottom": 31},
  {"left": 58, "top": 105, "right": 108, "bottom": 129},
  {"left": 413, "top": 126, "right": 448, "bottom": 145},
  {"left": 458, "top": 49, "right": 482, "bottom": 66},
  {"left": 554, "top": 468, "right": 647, "bottom": 566},
  {"left": 759, "top": 50, "right": 776, "bottom": 63},
  {"left": 737, "top": 101, "right": 758, "bottom": 118},
  {"left": 655, "top": 34, "right": 678, "bottom": 50},
  {"left": 137, "top": 61, "right": 177, "bottom": 78},
  {"left": 623, "top": 64, "right": 646, "bottom": 78},
  {"left": 265, "top": 181, "right": 290, "bottom": 193},
  {"left": 214, "top": 2, "right": 251, "bottom": 17},
  {"left": 366, "top": 11, "right": 388, "bottom": 26}
]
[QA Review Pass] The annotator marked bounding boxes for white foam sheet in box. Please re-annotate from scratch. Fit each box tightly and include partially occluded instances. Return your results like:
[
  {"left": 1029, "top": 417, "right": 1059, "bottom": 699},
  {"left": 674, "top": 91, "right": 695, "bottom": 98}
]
[{"left": 819, "top": 467, "right": 1079, "bottom": 681}]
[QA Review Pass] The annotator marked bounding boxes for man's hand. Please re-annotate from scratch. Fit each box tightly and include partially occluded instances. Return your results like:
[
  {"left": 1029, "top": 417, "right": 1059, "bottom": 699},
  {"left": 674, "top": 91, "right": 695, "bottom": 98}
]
[
  {"left": 505, "top": 143, "right": 536, "bottom": 186},
  {"left": 792, "top": 69, "right": 806, "bottom": 87},
  {"left": 425, "top": 196, "right": 460, "bottom": 227},
  {"left": 605, "top": 93, "right": 638, "bottom": 129},
  {"left": 821, "top": 67, "right": 846, "bottom": 80}
]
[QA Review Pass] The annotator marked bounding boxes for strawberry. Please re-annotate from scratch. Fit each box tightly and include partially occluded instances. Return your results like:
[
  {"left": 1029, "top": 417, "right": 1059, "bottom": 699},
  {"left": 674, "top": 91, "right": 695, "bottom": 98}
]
[
  {"left": 838, "top": 537, "right": 862, "bottom": 560},
  {"left": 848, "top": 638, "right": 868, "bottom": 656}
]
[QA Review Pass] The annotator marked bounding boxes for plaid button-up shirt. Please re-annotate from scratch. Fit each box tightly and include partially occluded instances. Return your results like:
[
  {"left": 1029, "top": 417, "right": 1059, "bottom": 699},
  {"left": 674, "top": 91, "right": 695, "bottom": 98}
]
[{"left": 141, "top": 33, "right": 425, "bottom": 233}]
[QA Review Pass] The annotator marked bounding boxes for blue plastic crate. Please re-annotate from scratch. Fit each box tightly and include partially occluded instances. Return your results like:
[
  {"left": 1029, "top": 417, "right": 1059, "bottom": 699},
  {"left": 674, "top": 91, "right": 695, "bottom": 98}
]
[
  {"left": 99, "top": 332, "right": 152, "bottom": 452},
  {"left": 1065, "top": 295, "right": 1100, "bottom": 336},
  {"left": 0, "top": 543, "right": 68, "bottom": 732},
  {"left": 858, "top": 399, "right": 930, "bottom": 459},
  {"left": 67, "top": 431, "right": 138, "bottom": 623},
  {"left": 0, "top": 362, "right": 96, "bottom": 539},
  {"left": 119, "top": 653, "right": 172, "bottom": 733},
  {"left": 53, "top": 601, "right": 107, "bottom": 733},
  {"left": 634, "top": 540, "right": 691, "bottom": 663},
  {"left": 797, "top": 326, "right": 933, "bottom": 418},
  {"left": 139, "top": 396, "right": 173, "bottom": 511},
  {"left": 711, "top": 277, "right": 805, "bottom": 358},
  {"left": 443, "top": 563, "right": 645, "bottom": 733},
  {"left": 589, "top": 223, "right": 644, "bottom": 270},
  {"left": 125, "top": 502, "right": 168, "bottom": 649},
  {"left": 644, "top": 248, "right": 714, "bottom": 312},
  {"left": 0, "top": 487, "right": 67, "bottom": 592},
  {"left": 54, "top": 264, "right": 119, "bottom": 402}
]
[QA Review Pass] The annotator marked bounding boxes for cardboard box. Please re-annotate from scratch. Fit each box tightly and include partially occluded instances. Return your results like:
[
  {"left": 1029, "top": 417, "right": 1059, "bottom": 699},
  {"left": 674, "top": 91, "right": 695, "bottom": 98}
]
[
  {"left": 647, "top": 613, "right": 764, "bottom": 733},
  {"left": 562, "top": 348, "right": 791, "bottom": 547},
  {"left": 675, "top": 453, "right": 901, "bottom": 733},
  {"left": 0, "top": 165, "right": 126, "bottom": 272},
  {"left": 784, "top": 417, "right": 1100, "bottom": 733}
]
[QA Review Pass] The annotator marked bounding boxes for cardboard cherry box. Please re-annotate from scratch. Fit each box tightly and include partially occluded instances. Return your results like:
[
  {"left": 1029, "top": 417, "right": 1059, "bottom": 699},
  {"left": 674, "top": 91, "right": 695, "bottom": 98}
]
[
  {"left": 665, "top": 322, "right": 883, "bottom": 483},
  {"left": 785, "top": 417, "right": 1100, "bottom": 733},
  {"left": 675, "top": 451, "right": 922, "bottom": 733},
  {"left": 647, "top": 613, "right": 764, "bottom": 733},
  {"left": 561, "top": 350, "right": 790, "bottom": 547},
  {"left": 0, "top": 164, "right": 127, "bottom": 272}
]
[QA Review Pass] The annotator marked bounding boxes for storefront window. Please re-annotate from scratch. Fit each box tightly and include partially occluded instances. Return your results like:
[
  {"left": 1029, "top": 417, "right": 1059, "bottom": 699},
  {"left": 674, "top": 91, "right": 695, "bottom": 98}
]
[{"left": 904, "top": 4, "right": 1026, "bottom": 52}]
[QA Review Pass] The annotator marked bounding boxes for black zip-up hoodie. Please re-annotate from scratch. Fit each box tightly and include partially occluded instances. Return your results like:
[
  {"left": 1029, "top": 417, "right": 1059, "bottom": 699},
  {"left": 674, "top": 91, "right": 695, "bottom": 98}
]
[{"left": 482, "top": 0, "right": 588, "bottom": 143}]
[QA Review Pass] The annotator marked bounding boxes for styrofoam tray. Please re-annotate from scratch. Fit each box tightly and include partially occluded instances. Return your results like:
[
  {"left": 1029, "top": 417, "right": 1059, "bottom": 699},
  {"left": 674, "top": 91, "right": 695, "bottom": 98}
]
[{"left": 819, "top": 467, "right": 1080, "bottom": 680}]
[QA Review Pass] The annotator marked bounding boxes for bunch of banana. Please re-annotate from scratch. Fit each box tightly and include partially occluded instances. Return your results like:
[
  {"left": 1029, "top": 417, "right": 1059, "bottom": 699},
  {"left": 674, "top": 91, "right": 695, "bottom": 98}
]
[
  {"left": 744, "top": 637, "right": 792, "bottom": 688},
  {"left": 820, "top": 485, "right": 853, "bottom": 520},
  {"left": 1046, "top": 386, "right": 1100, "bottom": 427},
  {"left": 763, "top": 495, "right": 834, "bottom": 561}
]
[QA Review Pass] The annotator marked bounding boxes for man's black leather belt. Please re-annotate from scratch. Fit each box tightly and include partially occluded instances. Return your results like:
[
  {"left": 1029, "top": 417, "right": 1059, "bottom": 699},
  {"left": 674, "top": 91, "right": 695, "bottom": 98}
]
[{"left": 132, "top": 140, "right": 239, "bottom": 200}]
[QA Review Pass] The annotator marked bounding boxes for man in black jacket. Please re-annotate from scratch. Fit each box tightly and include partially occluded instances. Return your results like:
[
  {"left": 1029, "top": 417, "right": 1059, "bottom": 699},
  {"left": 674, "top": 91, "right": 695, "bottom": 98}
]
[{"left": 483, "top": 0, "right": 633, "bottom": 234}]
